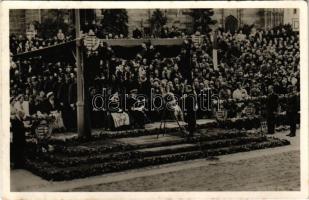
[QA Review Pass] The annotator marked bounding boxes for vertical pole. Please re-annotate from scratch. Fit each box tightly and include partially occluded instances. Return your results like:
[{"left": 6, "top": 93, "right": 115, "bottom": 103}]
[
  {"left": 212, "top": 28, "right": 218, "bottom": 71},
  {"left": 221, "top": 9, "right": 224, "bottom": 28},
  {"left": 75, "top": 9, "right": 86, "bottom": 138},
  {"left": 264, "top": 10, "right": 267, "bottom": 29},
  {"left": 38, "top": 9, "right": 41, "bottom": 23},
  {"left": 270, "top": 9, "right": 273, "bottom": 28},
  {"left": 148, "top": 9, "right": 151, "bottom": 37}
]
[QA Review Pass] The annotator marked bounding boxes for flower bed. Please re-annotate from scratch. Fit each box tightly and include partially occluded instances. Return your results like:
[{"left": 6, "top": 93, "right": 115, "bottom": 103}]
[
  {"left": 24, "top": 137, "right": 290, "bottom": 181},
  {"left": 38, "top": 136, "right": 267, "bottom": 167},
  {"left": 46, "top": 127, "right": 181, "bottom": 146},
  {"left": 46, "top": 129, "right": 248, "bottom": 156}
]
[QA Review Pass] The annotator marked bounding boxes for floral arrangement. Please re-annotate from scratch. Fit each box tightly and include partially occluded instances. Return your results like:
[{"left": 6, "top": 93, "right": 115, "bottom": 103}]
[{"left": 24, "top": 136, "right": 289, "bottom": 181}]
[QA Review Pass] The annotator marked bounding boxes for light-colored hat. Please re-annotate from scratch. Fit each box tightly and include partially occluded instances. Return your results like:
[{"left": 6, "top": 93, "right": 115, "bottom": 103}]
[
  {"left": 15, "top": 94, "right": 23, "bottom": 101},
  {"left": 46, "top": 92, "right": 54, "bottom": 99},
  {"left": 130, "top": 89, "right": 138, "bottom": 94}
]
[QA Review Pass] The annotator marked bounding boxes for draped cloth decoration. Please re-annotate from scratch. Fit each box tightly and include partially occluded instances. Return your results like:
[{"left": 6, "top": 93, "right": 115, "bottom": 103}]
[{"left": 111, "top": 112, "right": 130, "bottom": 128}]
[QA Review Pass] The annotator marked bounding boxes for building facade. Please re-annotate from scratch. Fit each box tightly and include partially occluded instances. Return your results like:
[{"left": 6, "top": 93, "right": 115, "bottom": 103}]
[
  {"left": 10, "top": 8, "right": 299, "bottom": 36},
  {"left": 283, "top": 8, "right": 299, "bottom": 31}
]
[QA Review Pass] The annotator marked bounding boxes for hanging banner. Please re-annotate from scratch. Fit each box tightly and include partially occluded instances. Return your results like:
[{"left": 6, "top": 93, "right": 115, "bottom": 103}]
[
  {"left": 191, "top": 34, "right": 204, "bottom": 46},
  {"left": 216, "top": 110, "right": 227, "bottom": 121},
  {"left": 260, "top": 121, "right": 268, "bottom": 133},
  {"left": 84, "top": 34, "right": 100, "bottom": 51}
]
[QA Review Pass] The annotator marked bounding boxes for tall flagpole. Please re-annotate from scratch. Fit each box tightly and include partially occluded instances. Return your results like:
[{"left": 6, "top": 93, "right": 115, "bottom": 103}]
[{"left": 75, "top": 9, "right": 86, "bottom": 138}]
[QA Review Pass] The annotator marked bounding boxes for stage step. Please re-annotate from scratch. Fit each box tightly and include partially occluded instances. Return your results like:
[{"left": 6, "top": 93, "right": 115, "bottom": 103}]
[
  {"left": 51, "top": 129, "right": 249, "bottom": 156},
  {"left": 47, "top": 120, "right": 219, "bottom": 145},
  {"left": 37, "top": 135, "right": 267, "bottom": 167},
  {"left": 137, "top": 143, "right": 197, "bottom": 154},
  {"left": 25, "top": 137, "right": 289, "bottom": 181},
  {"left": 38, "top": 143, "right": 198, "bottom": 167}
]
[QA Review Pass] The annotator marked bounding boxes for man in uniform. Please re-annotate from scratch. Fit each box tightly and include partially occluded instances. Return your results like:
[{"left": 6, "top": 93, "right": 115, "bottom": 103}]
[
  {"left": 286, "top": 85, "right": 299, "bottom": 137},
  {"left": 266, "top": 85, "right": 278, "bottom": 134},
  {"left": 184, "top": 85, "right": 197, "bottom": 137}
]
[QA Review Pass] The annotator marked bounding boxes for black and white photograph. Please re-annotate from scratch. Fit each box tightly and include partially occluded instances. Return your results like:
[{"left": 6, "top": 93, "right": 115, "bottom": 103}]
[{"left": 1, "top": 1, "right": 308, "bottom": 199}]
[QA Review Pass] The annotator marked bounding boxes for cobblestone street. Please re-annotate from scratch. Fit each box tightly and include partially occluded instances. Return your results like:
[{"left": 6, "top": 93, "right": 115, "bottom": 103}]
[{"left": 71, "top": 150, "right": 300, "bottom": 191}]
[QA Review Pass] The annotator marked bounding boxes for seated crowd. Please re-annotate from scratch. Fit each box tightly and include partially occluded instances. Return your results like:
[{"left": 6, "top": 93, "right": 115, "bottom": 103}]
[{"left": 10, "top": 23, "right": 300, "bottom": 133}]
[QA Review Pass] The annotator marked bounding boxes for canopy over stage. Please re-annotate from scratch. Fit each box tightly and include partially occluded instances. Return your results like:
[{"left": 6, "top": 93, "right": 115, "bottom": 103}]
[
  {"left": 102, "top": 38, "right": 185, "bottom": 58},
  {"left": 101, "top": 38, "right": 184, "bottom": 46},
  {"left": 13, "top": 40, "right": 77, "bottom": 60},
  {"left": 13, "top": 38, "right": 185, "bottom": 60}
]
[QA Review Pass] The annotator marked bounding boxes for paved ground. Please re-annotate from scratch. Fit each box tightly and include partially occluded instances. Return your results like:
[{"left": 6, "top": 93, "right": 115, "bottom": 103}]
[
  {"left": 11, "top": 129, "right": 300, "bottom": 192},
  {"left": 71, "top": 150, "right": 300, "bottom": 191}
]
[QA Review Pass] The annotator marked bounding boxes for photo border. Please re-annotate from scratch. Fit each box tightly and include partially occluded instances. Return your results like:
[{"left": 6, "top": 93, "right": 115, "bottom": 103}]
[{"left": 1, "top": 1, "right": 308, "bottom": 199}]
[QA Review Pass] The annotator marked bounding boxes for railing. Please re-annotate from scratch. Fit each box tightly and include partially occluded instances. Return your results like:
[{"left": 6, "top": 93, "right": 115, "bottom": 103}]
[{"left": 98, "top": 38, "right": 184, "bottom": 46}]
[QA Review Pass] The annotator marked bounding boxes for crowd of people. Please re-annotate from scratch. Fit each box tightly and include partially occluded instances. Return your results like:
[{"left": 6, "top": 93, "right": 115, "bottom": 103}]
[
  {"left": 82, "top": 20, "right": 185, "bottom": 39},
  {"left": 10, "top": 23, "right": 300, "bottom": 135},
  {"left": 10, "top": 29, "right": 75, "bottom": 55},
  {"left": 10, "top": 20, "right": 188, "bottom": 55}
]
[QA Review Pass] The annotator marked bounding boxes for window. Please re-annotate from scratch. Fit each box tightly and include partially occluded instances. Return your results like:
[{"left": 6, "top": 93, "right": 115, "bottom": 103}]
[
  {"left": 293, "top": 19, "right": 299, "bottom": 30},
  {"left": 294, "top": 9, "right": 297, "bottom": 14}
]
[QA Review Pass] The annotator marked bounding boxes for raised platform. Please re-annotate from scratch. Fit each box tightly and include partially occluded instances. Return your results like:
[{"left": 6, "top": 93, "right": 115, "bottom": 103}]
[
  {"left": 47, "top": 119, "right": 218, "bottom": 144},
  {"left": 24, "top": 126, "right": 290, "bottom": 181}
]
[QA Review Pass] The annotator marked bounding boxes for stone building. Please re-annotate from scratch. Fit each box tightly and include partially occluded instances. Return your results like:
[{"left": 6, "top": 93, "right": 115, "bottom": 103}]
[
  {"left": 10, "top": 8, "right": 299, "bottom": 36},
  {"left": 283, "top": 8, "right": 300, "bottom": 31}
]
